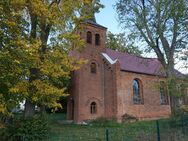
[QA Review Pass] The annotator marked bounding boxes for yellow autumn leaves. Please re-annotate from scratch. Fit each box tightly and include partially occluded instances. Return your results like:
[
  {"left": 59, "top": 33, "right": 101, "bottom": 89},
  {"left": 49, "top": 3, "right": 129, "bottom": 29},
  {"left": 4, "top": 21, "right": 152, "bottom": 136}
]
[{"left": 0, "top": 0, "right": 101, "bottom": 116}]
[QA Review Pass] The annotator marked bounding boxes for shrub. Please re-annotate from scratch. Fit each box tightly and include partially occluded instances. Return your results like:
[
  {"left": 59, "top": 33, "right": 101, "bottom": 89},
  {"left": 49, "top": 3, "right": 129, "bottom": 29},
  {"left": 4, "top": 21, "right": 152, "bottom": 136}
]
[
  {"left": 122, "top": 113, "right": 138, "bottom": 123},
  {"left": 0, "top": 116, "right": 49, "bottom": 141}
]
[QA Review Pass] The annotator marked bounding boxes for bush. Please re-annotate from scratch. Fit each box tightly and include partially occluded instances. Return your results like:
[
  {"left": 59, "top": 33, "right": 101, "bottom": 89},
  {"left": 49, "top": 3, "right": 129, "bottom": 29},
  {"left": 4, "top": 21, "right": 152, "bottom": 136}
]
[
  {"left": 122, "top": 113, "right": 138, "bottom": 123},
  {"left": 172, "top": 105, "right": 188, "bottom": 118},
  {"left": 169, "top": 106, "right": 188, "bottom": 127},
  {"left": 0, "top": 116, "right": 49, "bottom": 141}
]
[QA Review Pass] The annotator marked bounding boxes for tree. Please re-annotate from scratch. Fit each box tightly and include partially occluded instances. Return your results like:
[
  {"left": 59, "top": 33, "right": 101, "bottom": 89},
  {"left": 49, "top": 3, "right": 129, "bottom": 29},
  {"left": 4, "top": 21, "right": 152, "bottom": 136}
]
[
  {"left": 0, "top": 0, "right": 27, "bottom": 116},
  {"left": 0, "top": 0, "right": 102, "bottom": 118},
  {"left": 115, "top": 0, "right": 188, "bottom": 108},
  {"left": 106, "top": 31, "right": 142, "bottom": 56}
]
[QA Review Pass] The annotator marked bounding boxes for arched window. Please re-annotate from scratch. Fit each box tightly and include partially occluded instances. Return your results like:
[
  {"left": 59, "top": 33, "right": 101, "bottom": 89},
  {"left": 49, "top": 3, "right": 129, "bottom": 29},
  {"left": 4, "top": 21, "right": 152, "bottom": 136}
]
[
  {"left": 90, "top": 102, "right": 97, "bottom": 114},
  {"left": 160, "top": 81, "right": 169, "bottom": 105},
  {"left": 95, "top": 34, "right": 100, "bottom": 45},
  {"left": 133, "top": 79, "right": 143, "bottom": 104},
  {"left": 90, "top": 62, "right": 97, "bottom": 73},
  {"left": 87, "top": 31, "right": 92, "bottom": 44}
]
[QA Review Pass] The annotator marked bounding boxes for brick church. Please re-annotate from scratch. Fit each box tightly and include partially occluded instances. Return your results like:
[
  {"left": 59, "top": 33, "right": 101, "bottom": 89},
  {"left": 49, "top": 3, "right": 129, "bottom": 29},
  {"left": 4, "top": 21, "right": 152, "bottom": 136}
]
[{"left": 67, "top": 17, "right": 185, "bottom": 123}]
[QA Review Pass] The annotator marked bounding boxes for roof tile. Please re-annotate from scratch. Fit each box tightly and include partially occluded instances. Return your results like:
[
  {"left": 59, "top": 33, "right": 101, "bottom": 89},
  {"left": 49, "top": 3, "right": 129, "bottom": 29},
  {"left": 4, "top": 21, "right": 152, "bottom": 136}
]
[{"left": 105, "top": 49, "right": 184, "bottom": 77}]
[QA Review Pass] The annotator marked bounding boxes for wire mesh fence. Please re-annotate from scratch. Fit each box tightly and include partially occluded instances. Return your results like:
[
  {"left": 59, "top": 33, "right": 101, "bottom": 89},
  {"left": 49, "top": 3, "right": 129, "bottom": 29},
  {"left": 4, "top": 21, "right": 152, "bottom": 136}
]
[{"left": 22, "top": 115, "right": 188, "bottom": 141}]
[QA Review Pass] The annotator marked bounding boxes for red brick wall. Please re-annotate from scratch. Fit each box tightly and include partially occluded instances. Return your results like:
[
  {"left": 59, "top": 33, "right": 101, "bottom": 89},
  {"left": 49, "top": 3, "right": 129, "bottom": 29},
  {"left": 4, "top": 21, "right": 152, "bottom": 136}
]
[
  {"left": 67, "top": 22, "right": 107, "bottom": 122},
  {"left": 116, "top": 71, "right": 171, "bottom": 120},
  {"left": 68, "top": 22, "right": 171, "bottom": 123},
  {"left": 103, "top": 61, "right": 116, "bottom": 118}
]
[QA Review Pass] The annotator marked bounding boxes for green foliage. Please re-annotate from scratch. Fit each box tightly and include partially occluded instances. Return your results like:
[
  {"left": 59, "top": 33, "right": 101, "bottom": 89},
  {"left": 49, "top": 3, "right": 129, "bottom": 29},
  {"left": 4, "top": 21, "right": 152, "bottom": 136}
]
[
  {"left": 167, "top": 77, "right": 188, "bottom": 101},
  {"left": 0, "top": 0, "right": 103, "bottom": 116},
  {"left": 0, "top": 116, "right": 49, "bottom": 141},
  {"left": 115, "top": 0, "right": 188, "bottom": 74},
  {"left": 41, "top": 114, "right": 188, "bottom": 141},
  {"left": 1, "top": 113, "right": 188, "bottom": 141},
  {"left": 172, "top": 106, "right": 188, "bottom": 118},
  {"left": 115, "top": 0, "right": 188, "bottom": 114},
  {"left": 106, "top": 32, "right": 142, "bottom": 56},
  {"left": 47, "top": 113, "right": 66, "bottom": 122}
]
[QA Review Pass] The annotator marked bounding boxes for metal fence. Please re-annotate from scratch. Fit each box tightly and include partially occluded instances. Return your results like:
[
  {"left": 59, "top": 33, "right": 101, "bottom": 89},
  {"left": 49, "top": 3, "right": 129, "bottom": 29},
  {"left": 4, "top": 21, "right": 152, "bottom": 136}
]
[{"left": 23, "top": 116, "right": 188, "bottom": 141}]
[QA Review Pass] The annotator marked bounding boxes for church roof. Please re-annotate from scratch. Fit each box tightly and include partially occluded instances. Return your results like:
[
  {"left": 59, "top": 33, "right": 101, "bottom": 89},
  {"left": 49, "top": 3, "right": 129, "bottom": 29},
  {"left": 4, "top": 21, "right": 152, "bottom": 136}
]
[
  {"left": 105, "top": 49, "right": 184, "bottom": 77},
  {"left": 85, "top": 20, "right": 107, "bottom": 29}
]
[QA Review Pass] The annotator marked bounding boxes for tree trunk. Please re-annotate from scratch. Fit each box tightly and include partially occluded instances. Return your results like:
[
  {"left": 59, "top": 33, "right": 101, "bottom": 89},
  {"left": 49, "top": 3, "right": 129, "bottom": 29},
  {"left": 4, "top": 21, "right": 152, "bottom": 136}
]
[
  {"left": 39, "top": 105, "right": 46, "bottom": 115},
  {"left": 24, "top": 99, "right": 35, "bottom": 118},
  {"left": 166, "top": 63, "right": 177, "bottom": 115},
  {"left": 24, "top": 68, "right": 39, "bottom": 118}
]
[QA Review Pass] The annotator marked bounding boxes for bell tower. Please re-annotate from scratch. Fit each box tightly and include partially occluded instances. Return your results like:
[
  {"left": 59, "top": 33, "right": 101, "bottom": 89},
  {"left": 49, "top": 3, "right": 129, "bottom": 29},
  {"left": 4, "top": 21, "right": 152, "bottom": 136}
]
[
  {"left": 67, "top": 12, "right": 108, "bottom": 122},
  {"left": 79, "top": 20, "right": 107, "bottom": 55},
  {"left": 78, "top": 0, "right": 107, "bottom": 53}
]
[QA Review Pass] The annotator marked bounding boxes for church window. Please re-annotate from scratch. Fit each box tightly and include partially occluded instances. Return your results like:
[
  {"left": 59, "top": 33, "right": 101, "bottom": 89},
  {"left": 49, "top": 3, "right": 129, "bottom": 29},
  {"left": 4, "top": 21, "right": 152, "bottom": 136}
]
[
  {"left": 95, "top": 34, "right": 100, "bottom": 45},
  {"left": 160, "top": 81, "right": 169, "bottom": 105},
  {"left": 87, "top": 31, "right": 92, "bottom": 43},
  {"left": 133, "top": 79, "right": 144, "bottom": 104},
  {"left": 90, "top": 102, "right": 97, "bottom": 114},
  {"left": 90, "top": 62, "right": 97, "bottom": 73}
]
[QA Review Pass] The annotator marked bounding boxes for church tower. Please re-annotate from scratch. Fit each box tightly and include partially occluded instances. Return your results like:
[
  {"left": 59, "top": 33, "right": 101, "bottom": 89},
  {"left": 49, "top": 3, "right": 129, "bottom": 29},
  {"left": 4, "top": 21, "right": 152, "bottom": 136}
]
[
  {"left": 67, "top": 10, "right": 108, "bottom": 122},
  {"left": 67, "top": 1, "right": 173, "bottom": 123}
]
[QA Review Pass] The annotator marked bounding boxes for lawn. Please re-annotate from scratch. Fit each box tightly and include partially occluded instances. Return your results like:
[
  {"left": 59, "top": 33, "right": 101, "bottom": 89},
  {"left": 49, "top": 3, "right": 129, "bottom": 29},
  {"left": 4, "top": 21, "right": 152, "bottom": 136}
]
[
  {"left": 45, "top": 114, "right": 188, "bottom": 141},
  {"left": 0, "top": 113, "right": 187, "bottom": 141}
]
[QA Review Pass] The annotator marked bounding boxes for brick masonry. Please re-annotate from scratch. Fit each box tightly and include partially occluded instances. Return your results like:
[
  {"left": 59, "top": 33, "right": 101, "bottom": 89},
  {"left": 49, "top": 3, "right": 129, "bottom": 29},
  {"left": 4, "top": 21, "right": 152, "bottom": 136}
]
[{"left": 67, "top": 21, "right": 171, "bottom": 123}]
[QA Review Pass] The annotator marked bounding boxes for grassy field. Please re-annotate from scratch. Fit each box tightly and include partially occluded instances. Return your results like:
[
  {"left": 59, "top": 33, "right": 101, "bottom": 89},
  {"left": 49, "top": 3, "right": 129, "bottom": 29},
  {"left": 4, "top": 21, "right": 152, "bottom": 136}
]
[
  {"left": 45, "top": 114, "right": 188, "bottom": 141},
  {"left": 0, "top": 113, "right": 187, "bottom": 141}
]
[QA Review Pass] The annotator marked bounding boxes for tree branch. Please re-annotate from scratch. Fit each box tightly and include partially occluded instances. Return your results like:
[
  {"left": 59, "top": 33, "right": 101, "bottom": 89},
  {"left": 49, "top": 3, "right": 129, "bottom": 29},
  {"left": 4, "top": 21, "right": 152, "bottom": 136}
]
[
  {"left": 27, "top": 0, "right": 37, "bottom": 39},
  {"left": 49, "top": 0, "right": 61, "bottom": 8},
  {"left": 140, "top": 0, "right": 155, "bottom": 46},
  {"left": 171, "top": 17, "right": 178, "bottom": 52}
]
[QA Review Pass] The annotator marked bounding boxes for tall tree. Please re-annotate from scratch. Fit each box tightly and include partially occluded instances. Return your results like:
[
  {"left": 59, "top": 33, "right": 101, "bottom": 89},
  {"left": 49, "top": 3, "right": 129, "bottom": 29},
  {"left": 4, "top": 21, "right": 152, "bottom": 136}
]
[
  {"left": 0, "top": 0, "right": 27, "bottom": 116},
  {"left": 0, "top": 0, "right": 102, "bottom": 117},
  {"left": 106, "top": 31, "right": 142, "bottom": 56},
  {"left": 115, "top": 0, "right": 188, "bottom": 108},
  {"left": 115, "top": 0, "right": 188, "bottom": 75}
]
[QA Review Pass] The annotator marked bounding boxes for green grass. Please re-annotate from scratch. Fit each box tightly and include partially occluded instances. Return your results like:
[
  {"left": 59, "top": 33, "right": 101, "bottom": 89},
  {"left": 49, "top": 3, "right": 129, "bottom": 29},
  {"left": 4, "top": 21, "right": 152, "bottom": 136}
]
[
  {"left": 1, "top": 113, "right": 188, "bottom": 141},
  {"left": 45, "top": 114, "right": 188, "bottom": 141},
  {"left": 47, "top": 113, "right": 67, "bottom": 121}
]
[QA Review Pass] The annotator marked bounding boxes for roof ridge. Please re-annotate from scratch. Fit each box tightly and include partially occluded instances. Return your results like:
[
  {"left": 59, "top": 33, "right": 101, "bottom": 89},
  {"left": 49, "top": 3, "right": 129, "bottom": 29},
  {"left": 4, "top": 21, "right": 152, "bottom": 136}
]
[{"left": 85, "top": 20, "right": 107, "bottom": 29}]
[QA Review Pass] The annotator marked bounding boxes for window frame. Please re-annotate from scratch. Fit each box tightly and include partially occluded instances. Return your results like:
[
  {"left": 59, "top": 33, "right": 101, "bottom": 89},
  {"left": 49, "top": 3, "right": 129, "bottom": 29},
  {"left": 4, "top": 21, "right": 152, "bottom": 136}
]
[
  {"left": 90, "top": 102, "right": 97, "bottom": 114},
  {"left": 132, "top": 79, "right": 144, "bottom": 105},
  {"left": 160, "top": 81, "right": 169, "bottom": 105},
  {"left": 95, "top": 34, "right": 100, "bottom": 46},
  {"left": 87, "top": 31, "right": 92, "bottom": 44},
  {"left": 90, "top": 62, "right": 97, "bottom": 74}
]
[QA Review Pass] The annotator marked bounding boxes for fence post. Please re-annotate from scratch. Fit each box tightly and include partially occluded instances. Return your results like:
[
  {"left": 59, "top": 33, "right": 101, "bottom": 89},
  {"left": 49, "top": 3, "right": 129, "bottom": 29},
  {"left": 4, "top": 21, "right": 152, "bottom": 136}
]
[
  {"left": 156, "top": 120, "right": 161, "bottom": 141},
  {"left": 22, "top": 135, "right": 25, "bottom": 141},
  {"left": 105, "top": 129, "right": 109, "bottom": 141},
  {"left": 181, "top": 115, "right": 185, "bottom": 134}
]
